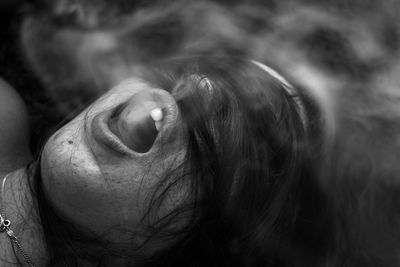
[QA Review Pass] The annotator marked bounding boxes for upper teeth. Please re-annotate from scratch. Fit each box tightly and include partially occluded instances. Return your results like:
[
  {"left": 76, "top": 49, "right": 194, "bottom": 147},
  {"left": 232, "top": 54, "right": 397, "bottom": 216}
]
[
  {"left": 150, "top": 108, "right": 163, "bottom": 121},
  {"left": 150, "top": 108, "right": 163, "bottom": 131}
]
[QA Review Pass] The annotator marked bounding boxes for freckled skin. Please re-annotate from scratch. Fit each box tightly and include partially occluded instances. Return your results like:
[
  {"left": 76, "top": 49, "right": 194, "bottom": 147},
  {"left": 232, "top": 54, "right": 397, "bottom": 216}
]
[{"left": 41, "top": 78, "right": 187, "bottom": 244}]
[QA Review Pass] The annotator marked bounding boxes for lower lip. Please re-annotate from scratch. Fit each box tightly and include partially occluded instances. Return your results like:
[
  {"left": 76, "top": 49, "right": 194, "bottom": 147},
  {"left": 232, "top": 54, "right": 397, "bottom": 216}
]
[{"left": 91, "top": 111, "right": 132, "bottom": 155}]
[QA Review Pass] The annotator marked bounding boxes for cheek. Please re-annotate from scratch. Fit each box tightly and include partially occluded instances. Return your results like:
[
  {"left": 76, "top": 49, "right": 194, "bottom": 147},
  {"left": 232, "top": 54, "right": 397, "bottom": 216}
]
[
  {"left": 40, "top": 128, "right": 119, "bottom": 231},
  {"left": 40, "top": 132, "right": 152, "bottom": 234}
]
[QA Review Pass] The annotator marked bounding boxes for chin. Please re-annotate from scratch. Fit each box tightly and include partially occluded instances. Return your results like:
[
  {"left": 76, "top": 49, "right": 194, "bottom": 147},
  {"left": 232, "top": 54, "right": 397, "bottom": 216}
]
[{"left": 41, "top": 116, "right": 101, "bottom": 181}]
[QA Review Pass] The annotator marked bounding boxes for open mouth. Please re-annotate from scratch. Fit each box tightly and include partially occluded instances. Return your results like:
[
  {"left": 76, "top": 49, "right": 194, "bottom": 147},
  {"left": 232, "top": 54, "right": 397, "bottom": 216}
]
[
  {"left": 91, "top": 108, "right": 132, "bottom": 155},
  {"left": 91, "top": 99, "right": 160, "bottom": 155}
]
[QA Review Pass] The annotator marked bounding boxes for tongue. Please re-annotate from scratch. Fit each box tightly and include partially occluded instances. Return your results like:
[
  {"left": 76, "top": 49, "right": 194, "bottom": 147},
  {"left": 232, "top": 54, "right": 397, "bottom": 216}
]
[{"left": 117, "top": 92, "right": 159, "bottom": 153}]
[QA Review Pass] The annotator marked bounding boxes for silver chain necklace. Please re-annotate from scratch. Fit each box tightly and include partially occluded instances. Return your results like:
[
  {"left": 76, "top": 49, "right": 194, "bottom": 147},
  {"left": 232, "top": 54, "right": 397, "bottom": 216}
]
[{"left": 0, "top": 173, "right": 36, "bottom": 267}]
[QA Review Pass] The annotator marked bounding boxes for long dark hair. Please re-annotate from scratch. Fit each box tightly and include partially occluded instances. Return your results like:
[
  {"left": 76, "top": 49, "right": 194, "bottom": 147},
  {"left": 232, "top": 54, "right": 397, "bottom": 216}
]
[{"left": 31, "top": 56, "right": 332, "bottom": 266}]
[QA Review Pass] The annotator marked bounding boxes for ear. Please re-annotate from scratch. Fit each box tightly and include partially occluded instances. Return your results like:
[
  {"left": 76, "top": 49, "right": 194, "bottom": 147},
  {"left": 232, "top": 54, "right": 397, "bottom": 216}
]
[{"left": 111, "top": 88, "right": 181, "bottom": 154}]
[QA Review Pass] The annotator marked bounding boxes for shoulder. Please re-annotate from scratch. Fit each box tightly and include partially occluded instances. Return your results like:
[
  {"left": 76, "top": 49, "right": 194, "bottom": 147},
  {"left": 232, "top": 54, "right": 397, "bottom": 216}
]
[{"left": 0, "top": 78, "right": 32, "bottom": 174}]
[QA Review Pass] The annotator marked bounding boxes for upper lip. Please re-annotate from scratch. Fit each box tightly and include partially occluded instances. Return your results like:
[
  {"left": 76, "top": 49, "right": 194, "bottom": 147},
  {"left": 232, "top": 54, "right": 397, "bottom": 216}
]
[{"left": 91, "top": 107, "right": 132, "bottom": 155}]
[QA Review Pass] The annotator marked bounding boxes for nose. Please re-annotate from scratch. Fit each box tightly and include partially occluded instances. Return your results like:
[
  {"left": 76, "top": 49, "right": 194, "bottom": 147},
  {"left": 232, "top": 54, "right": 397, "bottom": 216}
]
[{"left": 117, "top": 90, "right": 163, "bottom": 153}]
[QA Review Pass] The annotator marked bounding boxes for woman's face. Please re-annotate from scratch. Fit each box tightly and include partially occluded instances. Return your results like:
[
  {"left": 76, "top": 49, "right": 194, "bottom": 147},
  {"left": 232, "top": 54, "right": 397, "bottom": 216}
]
[{"left": 41, "top": 78, "right": 187, "bottom": 243}]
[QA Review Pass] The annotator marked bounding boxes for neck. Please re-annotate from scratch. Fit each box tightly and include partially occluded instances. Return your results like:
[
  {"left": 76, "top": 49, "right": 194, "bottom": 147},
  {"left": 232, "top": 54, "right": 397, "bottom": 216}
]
[{"left": 0, "top": 167, "right": 48, "bottom": 266}]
